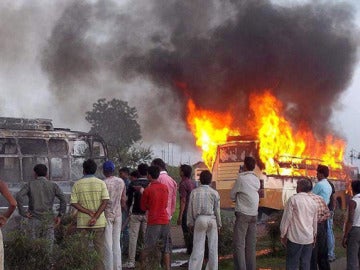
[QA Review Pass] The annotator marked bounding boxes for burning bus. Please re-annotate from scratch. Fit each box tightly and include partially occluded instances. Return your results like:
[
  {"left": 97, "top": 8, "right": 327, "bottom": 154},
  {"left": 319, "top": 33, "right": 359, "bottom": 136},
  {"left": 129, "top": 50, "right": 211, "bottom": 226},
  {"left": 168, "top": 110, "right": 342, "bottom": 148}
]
[
  {"left": 211, "top": 136, "right": 358, "bottom": 212},
  {"left": 0, "top": 117, "right": 108, "bottom": 208},
  {"left": 187, "top": 90, "right": 358, "bottom": 212}
]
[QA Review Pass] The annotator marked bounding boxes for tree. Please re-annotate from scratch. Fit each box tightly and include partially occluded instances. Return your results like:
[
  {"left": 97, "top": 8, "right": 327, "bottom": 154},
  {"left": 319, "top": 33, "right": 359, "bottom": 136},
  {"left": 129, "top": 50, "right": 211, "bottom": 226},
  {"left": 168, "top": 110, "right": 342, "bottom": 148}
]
[{"left": 85, "top": 98, "right": 152, "bottom": 166}]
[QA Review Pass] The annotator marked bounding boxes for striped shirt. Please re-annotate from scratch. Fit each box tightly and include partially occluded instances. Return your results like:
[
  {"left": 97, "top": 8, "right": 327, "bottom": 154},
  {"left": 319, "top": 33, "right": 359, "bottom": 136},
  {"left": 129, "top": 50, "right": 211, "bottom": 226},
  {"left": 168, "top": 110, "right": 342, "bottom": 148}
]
[
  {"left": 187, "top": 185, "right": 222, "bottom": 228},
  {"left": 70, "top": 175, "right": 110, "bottom": 228},
  {"left": 280, "top": 192, "right": 318, "bottom": 245},
  {"left": 104, "top": 176, "right": 125, "bottom": 220},
  {"left": 308, "top": 192, "right": 330, "bottom": 223}
]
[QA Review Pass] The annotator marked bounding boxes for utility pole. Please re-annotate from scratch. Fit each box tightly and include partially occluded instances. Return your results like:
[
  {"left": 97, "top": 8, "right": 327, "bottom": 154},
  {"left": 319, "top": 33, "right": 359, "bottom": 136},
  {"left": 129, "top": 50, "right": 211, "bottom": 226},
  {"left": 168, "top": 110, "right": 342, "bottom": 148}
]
[{"left": 167, "top": 143, "right": 170, "bottom": 165}]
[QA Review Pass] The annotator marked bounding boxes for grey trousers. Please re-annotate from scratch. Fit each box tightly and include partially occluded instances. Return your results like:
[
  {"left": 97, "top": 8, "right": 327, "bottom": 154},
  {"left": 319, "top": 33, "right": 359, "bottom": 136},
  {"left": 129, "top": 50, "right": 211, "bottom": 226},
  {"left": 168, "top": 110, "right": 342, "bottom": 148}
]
[
  {"left": 233, "top": 212, "right": 257, "bottom": 270},
  {"left": 346, "top": 227, "right": 360, "bottom": 270}
]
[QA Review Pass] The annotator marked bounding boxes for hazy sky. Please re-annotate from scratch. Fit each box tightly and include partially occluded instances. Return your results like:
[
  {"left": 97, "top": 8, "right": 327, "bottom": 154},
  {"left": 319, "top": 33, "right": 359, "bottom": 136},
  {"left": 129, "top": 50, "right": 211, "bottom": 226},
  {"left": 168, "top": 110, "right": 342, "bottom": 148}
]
[{"left": 0, "top": 0, "right": 359, "bottom": 166}]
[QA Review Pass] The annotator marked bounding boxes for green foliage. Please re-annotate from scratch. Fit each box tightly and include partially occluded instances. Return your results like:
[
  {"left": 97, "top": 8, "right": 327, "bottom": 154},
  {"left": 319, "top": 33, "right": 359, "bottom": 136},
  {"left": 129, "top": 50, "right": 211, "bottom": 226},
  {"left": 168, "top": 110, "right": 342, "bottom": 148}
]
[
  {"left": 5, "top": 230, "right": 52, "bottom": 270},
  {"left": 118, "top": 143, "right": 153, "bottom": 168},
  {"left": 265, "top": 211, "right": 283, "bottom": 254},
  {"left": 54, "top": 233, "right": 100, "bottom": 270},
  {"left": 4, "top": 214, "right": 99, "bottom": 270},
  {"left": 86, "top": 98, "right": 153, "bottom": 166},
  {"left": 218, "top": 215, "right": 235, "bottom": 256}
]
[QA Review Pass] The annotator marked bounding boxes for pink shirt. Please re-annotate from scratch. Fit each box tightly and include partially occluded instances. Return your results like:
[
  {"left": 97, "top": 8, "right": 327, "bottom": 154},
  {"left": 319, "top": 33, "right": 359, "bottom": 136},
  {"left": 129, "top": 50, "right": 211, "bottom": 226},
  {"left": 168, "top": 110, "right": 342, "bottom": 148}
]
[
  {"left": 104, "top": 176, "right": 125, "bottom": 220},
  {"left": 158, "top": 171, "right": 177, "bottom": 220}
]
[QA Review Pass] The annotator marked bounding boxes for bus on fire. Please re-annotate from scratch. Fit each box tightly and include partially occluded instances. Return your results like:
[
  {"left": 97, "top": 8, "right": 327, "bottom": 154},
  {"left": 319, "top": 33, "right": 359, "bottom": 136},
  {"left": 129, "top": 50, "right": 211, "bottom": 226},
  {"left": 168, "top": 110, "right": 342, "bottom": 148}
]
[{"left": 211, "top": 136, "right": 358, "bottom": 216}]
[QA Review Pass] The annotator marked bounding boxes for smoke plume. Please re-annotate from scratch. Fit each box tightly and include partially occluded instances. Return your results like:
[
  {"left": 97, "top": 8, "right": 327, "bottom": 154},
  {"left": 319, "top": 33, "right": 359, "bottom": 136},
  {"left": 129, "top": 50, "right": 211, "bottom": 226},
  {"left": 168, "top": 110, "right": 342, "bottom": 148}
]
[{"left": 0, "top": 0, "right": 358, "bottom": 149}]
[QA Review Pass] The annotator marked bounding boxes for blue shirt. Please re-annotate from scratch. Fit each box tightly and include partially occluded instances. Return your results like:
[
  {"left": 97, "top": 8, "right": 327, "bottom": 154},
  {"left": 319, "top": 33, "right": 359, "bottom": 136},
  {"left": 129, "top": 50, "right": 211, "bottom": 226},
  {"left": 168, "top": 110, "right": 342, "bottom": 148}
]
[{"left": 313, "top": 178, "right": 332, "bottom": 205}]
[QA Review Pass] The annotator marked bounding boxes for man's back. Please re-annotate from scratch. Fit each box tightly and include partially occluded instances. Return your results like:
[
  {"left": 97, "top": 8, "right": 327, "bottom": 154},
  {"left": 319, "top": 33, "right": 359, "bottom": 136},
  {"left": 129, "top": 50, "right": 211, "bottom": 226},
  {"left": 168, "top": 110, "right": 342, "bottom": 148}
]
[
  {"left": 70, "top": 176, "right": 109, "bottom": 228},
  {"left": 104, "top": 176, "right": 125, "bottom": 220},
  {"left": 313, "top": 179, "right": 332, "bottom": 205},
  {"left": 280, "top": 192, "right": 318, "bottom": 244},
  {"left": 230, "top": 171, "right": 260, "bottom": 216},
  {"left": 141, "top": 181, "right": 168, "bottom": 225},
  {"left": 158, "top": 171, "right": 177, "bottom": 219},
  {"left": 17, "top": 176, "right": 66, "bottom": 220},
  {"left": 127, "top": 177, "right": 149, "bottom": 214}
]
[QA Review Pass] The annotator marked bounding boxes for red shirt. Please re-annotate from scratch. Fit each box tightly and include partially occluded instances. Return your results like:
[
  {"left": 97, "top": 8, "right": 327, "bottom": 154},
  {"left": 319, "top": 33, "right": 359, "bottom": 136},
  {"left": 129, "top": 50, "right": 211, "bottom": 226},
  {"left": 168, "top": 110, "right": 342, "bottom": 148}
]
[{"left": 140, "top": 181, "right": 169, "bottom": 225}]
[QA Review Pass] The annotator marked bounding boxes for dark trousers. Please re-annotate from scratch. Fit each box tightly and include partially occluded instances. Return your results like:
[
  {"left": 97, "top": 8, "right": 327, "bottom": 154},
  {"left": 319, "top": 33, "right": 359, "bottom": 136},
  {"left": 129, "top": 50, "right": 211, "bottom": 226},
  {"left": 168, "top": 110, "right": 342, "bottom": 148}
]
[
  {"left": 286, "top": 240, "right": 313, "bottom": 270},
  {"left": 346, "top": 227, "right": 360, "bottom": 270},
  {"left": 311, "top": 221, "right": 330, "bottom": 270},
  {"left": 233, "top": 212, "right": 257, "bottom": 270},
  {"left": 181, "top": 210, "right": 193, "bottom": 255}
]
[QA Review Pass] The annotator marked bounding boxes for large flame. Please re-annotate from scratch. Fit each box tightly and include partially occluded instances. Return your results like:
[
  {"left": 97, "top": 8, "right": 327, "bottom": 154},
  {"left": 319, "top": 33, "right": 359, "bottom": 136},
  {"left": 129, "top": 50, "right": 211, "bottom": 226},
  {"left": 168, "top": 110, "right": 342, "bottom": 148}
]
[
  {"left": 186, "top": 99, "right": 239, "bottom": 168},
  {"left": 187, "top": 90, "right": 345, "bottom": 175}
]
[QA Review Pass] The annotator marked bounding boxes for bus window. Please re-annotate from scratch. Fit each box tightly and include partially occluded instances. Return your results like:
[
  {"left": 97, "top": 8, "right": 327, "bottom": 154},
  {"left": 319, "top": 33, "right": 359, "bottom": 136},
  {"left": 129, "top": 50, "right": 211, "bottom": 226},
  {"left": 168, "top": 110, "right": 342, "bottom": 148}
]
[
  {"left": 0, "top": 157, "right": 20, "bottom": 182},
  {"left": 70, "top": 157, "right": 85, "bottom": 181},
  {"left": 49, "top": 139, "right": 68, "bottom": 155},
  {"left": 70, "top": 141, "right": 90, "bottom": 157},
  {"left": 19, "top": 139, "right": 47, "bottom": 155},
  {"left": 0, "top": 139, "right": 17, "bottom": 154},
  {"left": 22, "top": 157, "right": 48, "bottom": 181},
  {"left": 93, "top": 141, "right": 105, "bottom": 157},
  {"left": 50, "top": 158, "right": 70, "bottom": 180}
]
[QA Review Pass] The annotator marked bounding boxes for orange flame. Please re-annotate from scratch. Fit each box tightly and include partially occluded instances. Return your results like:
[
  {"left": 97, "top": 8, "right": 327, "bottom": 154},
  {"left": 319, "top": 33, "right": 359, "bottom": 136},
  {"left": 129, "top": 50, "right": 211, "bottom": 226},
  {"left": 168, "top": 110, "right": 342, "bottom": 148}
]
[
  {"left": 186, "top": 99, "right": 239, "bottom": 168},
  {"left": 187, "top": 90, "right": 345, "bottom": 174}
]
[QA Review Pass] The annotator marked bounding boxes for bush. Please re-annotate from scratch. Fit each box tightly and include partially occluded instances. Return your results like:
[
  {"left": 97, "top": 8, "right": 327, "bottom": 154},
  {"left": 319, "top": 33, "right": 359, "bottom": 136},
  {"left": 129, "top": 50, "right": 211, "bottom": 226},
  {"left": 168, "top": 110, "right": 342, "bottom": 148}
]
[
  {"left": 218, "top": 215, "right": 235, "bottom": 256},
  {"left": 4, "top": 214, "right": 99, "bottom": 270},
  {"left": 265, "top": 211, "right": 283, "bottom": 254},
  {"left": 5, "top": 230, "right": 52, "bottom": 270}
]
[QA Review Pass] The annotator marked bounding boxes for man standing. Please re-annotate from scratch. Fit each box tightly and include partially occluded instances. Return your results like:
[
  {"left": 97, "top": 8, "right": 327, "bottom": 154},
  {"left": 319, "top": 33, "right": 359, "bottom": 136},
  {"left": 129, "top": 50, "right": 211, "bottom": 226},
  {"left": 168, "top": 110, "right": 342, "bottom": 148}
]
[
  {"left": 151, "top": 158, "right": 177, "bottom": 268},
  {"left": 311, "top": 164, "right": 332, "bottom": 270},
  {"left": 177, "top": 164, "right": 195, "bottom": 255},
  {"left": 16, "top": 164, "right": 66, "bottom": 240},
  {"left": 327, "top": 181, "right": 336, "bottom": 262},
  {"left": 123, "top": 163, "right": 149, "bottom": 269},
  {"left": 103, "top": 161, "right": 126, "bottom": 270},
  {"left": 230, "top": 156, "right": 260, "bottom": 270},
  {"left": 140, "top": 166, "right": 171, "bottom": 270},
  {"left": 0, "top": 180, "right": 17, "bottom": 270},
  {"left": 187, "top": 170, "right": 222, "bottom": 270},
  {"left": 70, "top": 159, "right": 110, "bottom": 270},
  {"left": 280, "top": 179, "right": 318, "bottom": 270},
  {"left": 119, "top": 166, "right": 131, "bottom": 255}
]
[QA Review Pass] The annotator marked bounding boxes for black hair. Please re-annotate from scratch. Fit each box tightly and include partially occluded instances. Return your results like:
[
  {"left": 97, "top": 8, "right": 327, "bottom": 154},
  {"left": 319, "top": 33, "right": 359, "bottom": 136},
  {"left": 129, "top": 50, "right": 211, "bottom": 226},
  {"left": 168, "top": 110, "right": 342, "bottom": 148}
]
[
  {"left": 147, "top": 165, "right": 160, "bottom": 180},
  {"left": 119, "top": 167, "right": 130, "bottom": 174},
  {"left": 33, "top": 164, "right": 47, "bottom": 177},
  {"left": 137, "top": 163, "right": 149, "bottom": 176},
  {"left": 130, "top": 170, "right": 140, "bottom": 178},
  {"left": 180, "top": 164, "right": 192, "bottom": 178},
  {"left": 151, "top": 158, "right": 166, "bottom": 170},
  {"left": 83, "top": 159, "right": 97, "bottom": 175},
  {"left": 244, "top": 156, "right": 256, "bottom": 171},
  {"left": 200, "top": 170, "right": 212, "bottom": 185},
  {"left": 352, "top": 180, "right": 360, "bottom": 195},
  {"left": 317, "top": 164, "right": 329, "bottom": 178}
]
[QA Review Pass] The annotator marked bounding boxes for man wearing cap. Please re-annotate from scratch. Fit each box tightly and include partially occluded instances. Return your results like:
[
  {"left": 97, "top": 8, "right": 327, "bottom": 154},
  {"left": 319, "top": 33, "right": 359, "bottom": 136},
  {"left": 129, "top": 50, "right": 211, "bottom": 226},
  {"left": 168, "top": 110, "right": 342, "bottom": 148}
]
[{"left": 102, "top": 161, "right": 126, "bottom": 270}]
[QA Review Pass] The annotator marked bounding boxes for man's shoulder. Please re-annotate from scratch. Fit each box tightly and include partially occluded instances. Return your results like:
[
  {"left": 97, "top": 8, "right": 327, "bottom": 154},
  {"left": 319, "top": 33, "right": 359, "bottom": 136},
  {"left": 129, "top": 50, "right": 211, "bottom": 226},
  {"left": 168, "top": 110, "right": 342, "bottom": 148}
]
[{"left": 75, "top": 176, "right": 104, "bottom": 186}]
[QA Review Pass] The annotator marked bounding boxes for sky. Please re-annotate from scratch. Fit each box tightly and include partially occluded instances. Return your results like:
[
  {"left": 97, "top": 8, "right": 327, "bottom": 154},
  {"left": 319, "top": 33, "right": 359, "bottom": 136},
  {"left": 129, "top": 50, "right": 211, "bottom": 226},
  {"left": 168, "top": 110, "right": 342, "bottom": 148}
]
[{"left": 0, "top": 0, "right": 359, "bottom": 166}]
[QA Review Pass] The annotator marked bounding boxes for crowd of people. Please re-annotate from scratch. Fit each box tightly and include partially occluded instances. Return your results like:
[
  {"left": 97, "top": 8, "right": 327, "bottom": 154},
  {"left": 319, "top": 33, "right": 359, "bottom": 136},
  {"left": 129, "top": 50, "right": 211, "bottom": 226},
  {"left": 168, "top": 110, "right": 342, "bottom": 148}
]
[{"left": 0, "top": 156, "right": 359, "bottom": 270}]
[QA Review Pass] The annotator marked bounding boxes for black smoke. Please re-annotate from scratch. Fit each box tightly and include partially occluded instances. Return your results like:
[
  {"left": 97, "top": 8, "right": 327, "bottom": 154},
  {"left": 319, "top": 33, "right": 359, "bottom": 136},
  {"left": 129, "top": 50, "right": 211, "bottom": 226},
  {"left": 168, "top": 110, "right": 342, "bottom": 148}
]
[{"left": 40, "top": 0, "right": 358, "bottom": 141}]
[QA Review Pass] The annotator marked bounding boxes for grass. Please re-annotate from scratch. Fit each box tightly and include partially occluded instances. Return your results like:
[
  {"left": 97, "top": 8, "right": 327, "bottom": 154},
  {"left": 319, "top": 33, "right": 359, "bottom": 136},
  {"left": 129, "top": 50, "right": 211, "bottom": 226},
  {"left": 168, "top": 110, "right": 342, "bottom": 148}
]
[
  {"left": 172, "top": 209, "right": 347, "bottom": 270},
  {"left": 220, "top": 209, "right": 347, "bottom": 270}
]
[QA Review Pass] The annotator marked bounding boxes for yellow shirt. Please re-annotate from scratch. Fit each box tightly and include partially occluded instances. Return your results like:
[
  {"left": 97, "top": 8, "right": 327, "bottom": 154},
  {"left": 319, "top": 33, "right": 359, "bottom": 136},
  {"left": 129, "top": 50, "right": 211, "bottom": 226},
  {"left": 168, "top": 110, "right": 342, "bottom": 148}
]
[{"left": 70, "top": 176, "right": 110, "bottom": 228}]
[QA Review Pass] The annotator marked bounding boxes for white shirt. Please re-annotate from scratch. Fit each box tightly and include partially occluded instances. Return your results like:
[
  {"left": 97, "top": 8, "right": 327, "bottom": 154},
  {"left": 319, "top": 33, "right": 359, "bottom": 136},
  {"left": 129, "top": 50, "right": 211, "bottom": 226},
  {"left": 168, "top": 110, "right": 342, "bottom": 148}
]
[
  {"left": 280, "top": 192, "right": 318, "bottom": 244},
  {"left": 230, "top": 171, "right": 260, "bottom": 216},
  {"left": 352, "top": 194, "right": 360, "bottom": 227}
]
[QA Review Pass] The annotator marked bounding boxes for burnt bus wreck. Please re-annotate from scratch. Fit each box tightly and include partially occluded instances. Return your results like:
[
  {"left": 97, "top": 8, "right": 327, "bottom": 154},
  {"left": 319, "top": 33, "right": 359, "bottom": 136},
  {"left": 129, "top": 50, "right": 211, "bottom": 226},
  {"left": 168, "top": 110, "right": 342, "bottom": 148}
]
[{"left": 0, "top": 117, "right": 107, "bottom": 209}]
